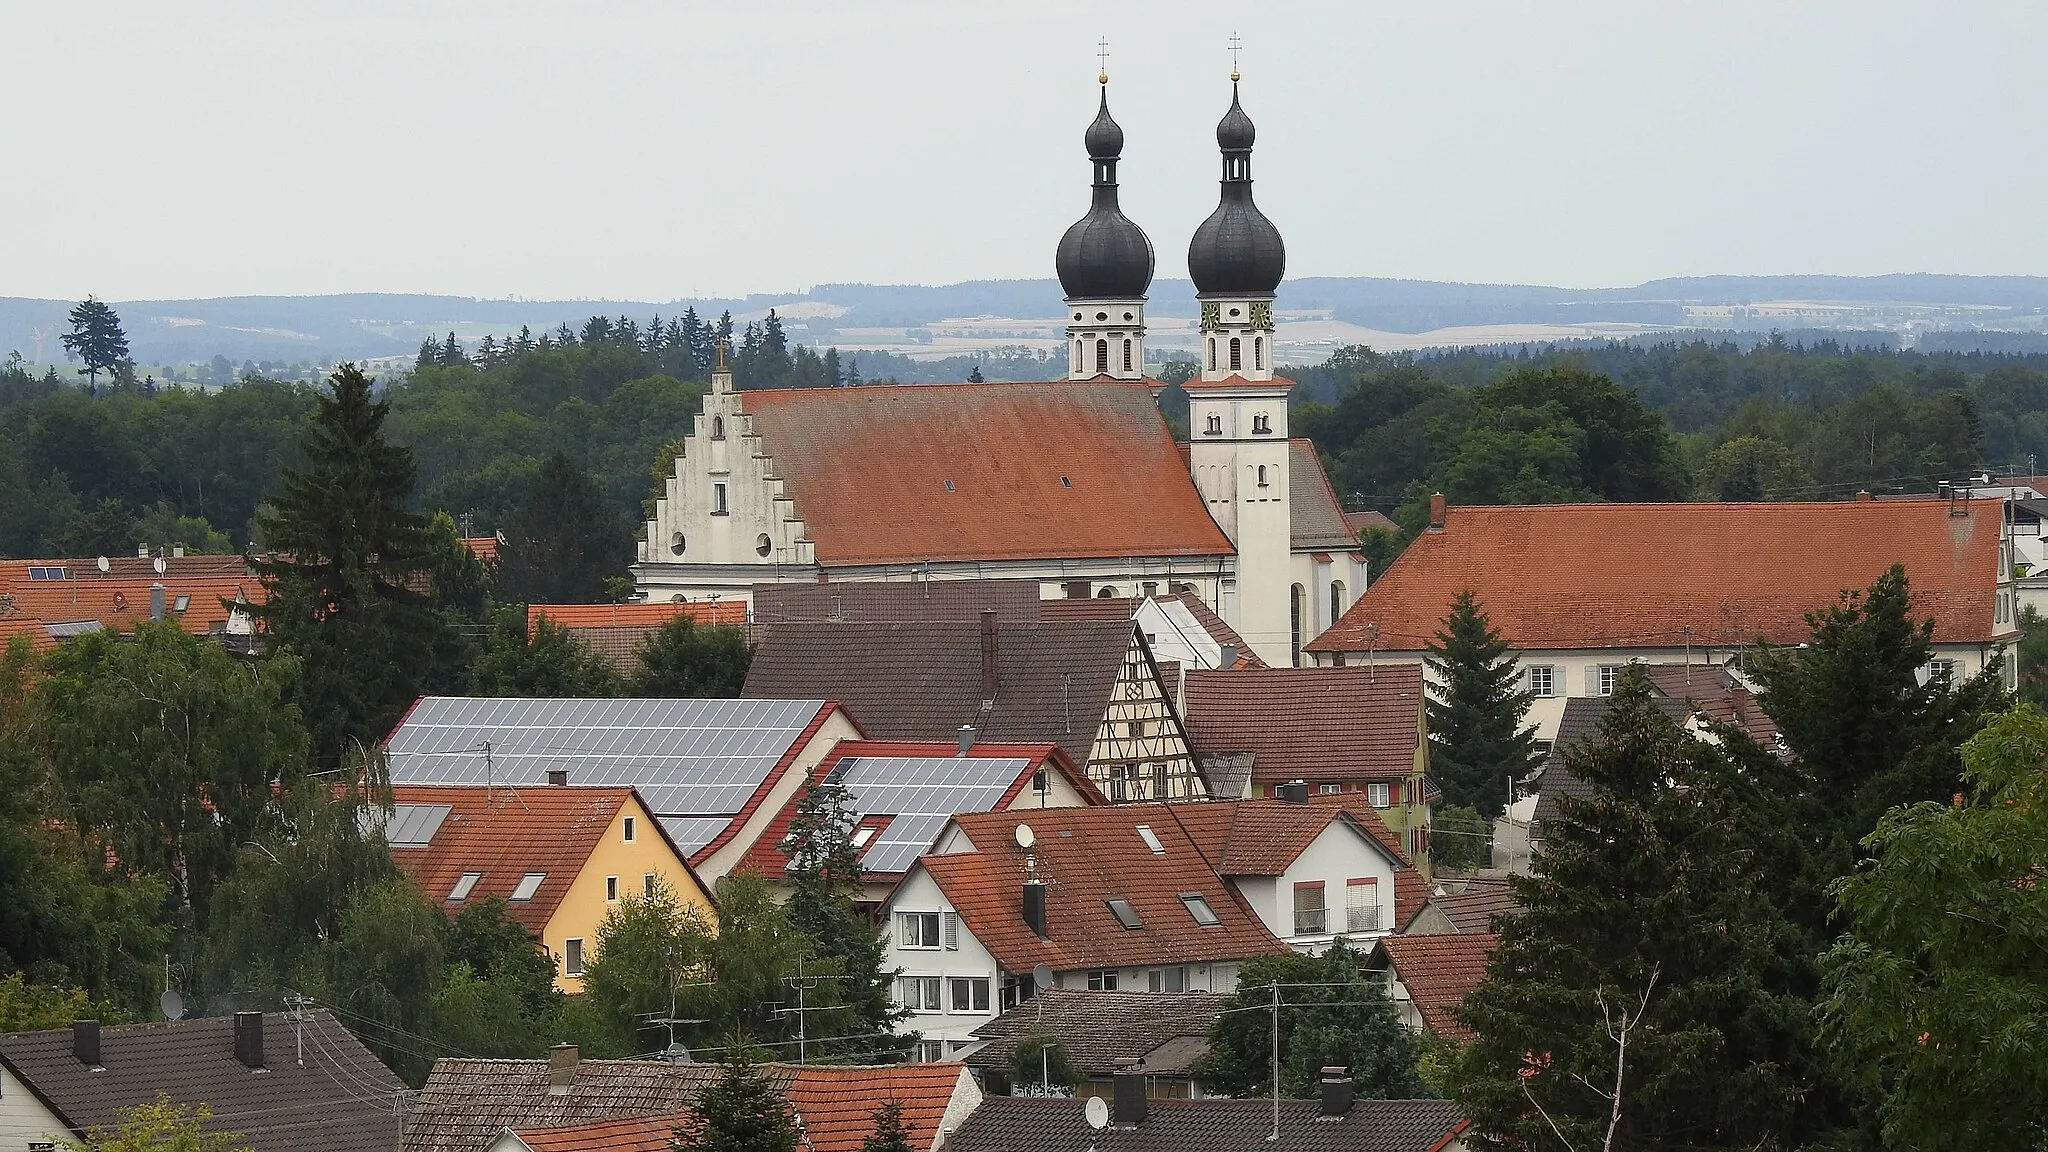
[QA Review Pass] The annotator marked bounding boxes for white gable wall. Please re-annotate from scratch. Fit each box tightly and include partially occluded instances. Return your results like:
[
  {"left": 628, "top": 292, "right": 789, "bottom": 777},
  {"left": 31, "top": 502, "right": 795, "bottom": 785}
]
[{"left": 0, "top": 1060, "right": 72, "bottom": 1150}]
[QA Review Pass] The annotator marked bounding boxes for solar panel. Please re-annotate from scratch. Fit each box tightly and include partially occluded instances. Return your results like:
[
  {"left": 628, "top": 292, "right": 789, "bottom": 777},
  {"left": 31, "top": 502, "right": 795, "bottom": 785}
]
[
  {"left": 385, "top": 698, "right": 828, "bottom": 826},
  {"left": 821, "top": 755, "right": 1034, "bottom": 875}
]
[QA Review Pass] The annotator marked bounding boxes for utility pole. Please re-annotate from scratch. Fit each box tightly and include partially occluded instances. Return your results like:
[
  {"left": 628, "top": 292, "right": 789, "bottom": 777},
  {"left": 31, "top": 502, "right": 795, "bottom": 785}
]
[
  {"left": 285, "top": 992, "right": 314, "bottom": 1067},
  {"left": 774, "top": 958, "right": 847, "bottom": 1064},
  {"left": 1268, "top": 979, "right": 1280, "bottom": 1142}
]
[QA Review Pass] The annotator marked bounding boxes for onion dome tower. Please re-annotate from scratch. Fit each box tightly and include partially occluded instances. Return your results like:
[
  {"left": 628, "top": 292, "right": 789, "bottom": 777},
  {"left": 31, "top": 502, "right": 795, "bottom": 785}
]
[
  {"left": 1188, "top": 69, "right": 1285, "bottom": 383},
  {"left": 1057, "top": 68, "right": 1155, "bottom": 381}
]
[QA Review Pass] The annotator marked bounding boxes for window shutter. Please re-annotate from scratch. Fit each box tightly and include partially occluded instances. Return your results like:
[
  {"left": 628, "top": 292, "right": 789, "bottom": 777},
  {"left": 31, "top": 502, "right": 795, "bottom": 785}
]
[
  {"left": 1584, "top": 665, "right": 1600, "bottom": 696},
  {"left": 942, "top": 911, "right": 959, "bottom": 950}
]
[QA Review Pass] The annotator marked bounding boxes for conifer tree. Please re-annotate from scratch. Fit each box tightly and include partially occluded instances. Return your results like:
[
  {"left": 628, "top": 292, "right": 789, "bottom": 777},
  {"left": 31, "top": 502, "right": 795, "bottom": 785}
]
[
  {"left": 61, "top": 296, "right": 130, "bottom": 386},
  {"left": 671, "top": 1048, "right": 797, "bottom": 1152},
  {"left": 1448, "top": 673, "right": 1808, "bottom": 1150},
  {"left": 250, "top": 364, "right": 465, "bottom": 764},
  {"left": 438, "top": 332, "right": 464, "bottom": 367},
  {"left": 857, "top": 1102, "right": 916, "bottom": 1152},
  {"left": 1425, "top": 591, "right": 1538, "bottom": 818},
  {"left": 823, "top": 347, "right": 841, "bottom": 387},
  {"left": 493, "top": 453, "right": 631, "bottom": 605},
  {"left": 782, "top": 781, "right": 908, "bottom": 1059}
]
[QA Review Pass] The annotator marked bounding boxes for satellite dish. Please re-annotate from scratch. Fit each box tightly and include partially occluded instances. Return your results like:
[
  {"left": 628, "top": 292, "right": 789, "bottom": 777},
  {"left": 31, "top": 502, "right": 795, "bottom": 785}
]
[
  {"left": 159, "top": 989, "right": 184, "bottom": 1021},
  {"left": 1032, "top": 963, "right": 1055, "bottom": 992},
  {"left": 1015, "top": 823, "right": 1036, "bottom": 850},
  {"left": 1084, "top": 1096, "right": 1110, "bottom": 1130},
  {"left": 95, "top": 555, "right": 110, "bottom": 573},
  {"left": 153, "top": 556, "right": 167, "bottom": 574}
]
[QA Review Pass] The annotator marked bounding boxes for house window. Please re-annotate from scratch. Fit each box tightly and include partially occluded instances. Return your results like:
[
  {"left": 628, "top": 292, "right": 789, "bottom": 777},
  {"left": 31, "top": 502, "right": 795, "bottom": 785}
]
[
  {"left": 1033, "top": 768, "right": 1049, "bottom": 794},
  {"left": 898, "top": 911, "right": 942, "bottom": 949},
  {"left": 605, "top": 876, "right": 619, "bottom": 902},
  {"left": 173, "top": 595, "right": 190, "bottom": 613},
  {"left": 943, "top": 910, "right": 960, "bottom": 950},
  {"left": 448, "top": 872, "right": 482, "bottom": 901},
  {"left": 1135, "top": 824, "right": 1164, "bottom": 854},
  {"left": 564, "top": 938, "right": 584, "bottom": 977},
  {"left": 1319, "top": 783, "right": 1344, "bottom": 795},
  {"left": 1229, "top": 337, "right": 1242, "bottom": 371},
  {"left": 915, "top": 1039, "right": 945, "bottom": 1063},
  {"left": 1147, "top": 966, "right": 1186, "bottom": 992},
  {"left": 510, "top": 872, "right": 545, "bottom": 901},
  {"left": 1205, "top": 414, "right": 1222, "bottom": 435},
  {"left": 670, "top": 532, "right": 686, "bottom": 557},
  {"left": 1293, "top": 882, "right": 1328, "bottom": 936},
  {"left": 950, "top": 977, "right": 992, "bottom": 1013},
  {"left": 1526, "top": 665, "right": 1556, "bottom": 698},
  {"left": 27, "top": 566, "right": 66, "bottom": 581},
  {"left": 1180, "top": 893, "right": 1220, "bottom": 926},
  {"left": 1096, "top": 339, "right": 1109, "bottom": 374},
  {"left": 899, "top": 976, "right": 943, "bottom": 1011},
  {"left": 852, "top": 826, "right": 877, "bottom": 848},
  {"left": 1928, "top": 658, "right": 1959, "bottom": 686},
  {"left": 623, "top": 816, "right": 635, "bottom": 842},
  {"left": 1087, "top": 969, "right": 1119, "bottom": 990},
  {"left": 1367, "top": 782, "right": 1391, "bottom": 808},
  {"left": 1122, "top": 339, "right": 1133, "bottom": 372},
  {"left": 1151, "top": 761, "right": 1169, "bottom": 798},
  {"left": 1110, "top": 765, "right": 1131, "bottom": 802},
  {"left": 644, "top": 873, "right": 658, "bottom": 898},
  {"left": 1347, "top": 878, "right": 1381, "bottom": 933},
  {"left": 1596, "top": 664, "right": 1621, "bottom": 696},
  {"left": 712, "top": 483, "right": 728, "bottom": 515},
  {"left": 1329, "top": 580, "right": 1346, "bottom": 623},
  {"left": 1128, "top": 719, "right": 1146, "bottom": 739}
]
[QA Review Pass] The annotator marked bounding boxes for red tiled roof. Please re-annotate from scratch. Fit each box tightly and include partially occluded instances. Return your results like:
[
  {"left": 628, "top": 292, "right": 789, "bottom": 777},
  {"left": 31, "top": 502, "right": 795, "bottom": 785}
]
[
  {"left": 463, "top": 536, "right": 500, "bottom": 565},
  {"left": 515, "top": 1114, "right": 680, "bottom": 1152},
  {"left": 0, "top": 558, "right": 259, "bottom": 636},
  {"left": 1164, "top": 799, "right": 1403, "bottom": 877},
  {"left": 1373, "top": 933, "right": 1499, "bottom": 1043},
  {"left": 0, "top": 615, "right": 56, "bottom": 651},
  {"left": 1310, "top": 499, "right": 2010, "bottom": 652},
  {"left": 917, "top": 805, "right": 1289, "bottom": 973},
  {"left": 739, "top": 380, "right": 1234, "bottom": 566},
  {"left": 734, "top": 740, "right": 1103, "bottom": 881},
  {"left": 784, "top": 1062, "right": 967, "bottom": 1152},
  {"left": 1181, "top": 373, "right": 1297, "bottom": 391},
  {"left": 529, "top": 601, "right": 749, "bottom": 633},
  {"left": 385, "top": 785, "right": 693, "bottom": 934},
  {"left": 1183, "top": 665, "right": 1425, "bottom": 783},
  {"left": 1639, "top": 663, "right": 1782, "bottom": 748}
]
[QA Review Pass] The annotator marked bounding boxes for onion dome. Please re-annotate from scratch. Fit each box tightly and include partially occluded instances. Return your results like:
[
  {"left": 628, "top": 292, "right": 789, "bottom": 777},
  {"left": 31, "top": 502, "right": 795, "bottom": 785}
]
[
  {"left": 1188, "top": 81, "right": 1286, "bottom": 298},
  {"left": 1056, "top": 84, "right": 1155, "bottom": 300}
]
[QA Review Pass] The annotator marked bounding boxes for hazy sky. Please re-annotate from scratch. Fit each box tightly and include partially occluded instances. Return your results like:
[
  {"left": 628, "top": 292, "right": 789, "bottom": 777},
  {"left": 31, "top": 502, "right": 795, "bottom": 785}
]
[{"left": 3, "top": 0, "right": 2043, "bottom": 301}]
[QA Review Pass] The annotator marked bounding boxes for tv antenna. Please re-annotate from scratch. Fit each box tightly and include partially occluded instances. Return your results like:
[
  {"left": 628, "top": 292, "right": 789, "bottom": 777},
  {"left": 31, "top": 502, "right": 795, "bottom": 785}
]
[
  {"left": 774, "top": 957, "right": 848, "bottom": 1064},
  {"left": 1084, "top": 1096, "right": 1109, "bottom": 1130}
]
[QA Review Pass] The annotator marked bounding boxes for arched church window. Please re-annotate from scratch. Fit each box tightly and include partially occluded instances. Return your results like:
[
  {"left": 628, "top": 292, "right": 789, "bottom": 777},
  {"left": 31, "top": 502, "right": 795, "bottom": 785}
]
[
  {"left": 1205, "top": 414, "right": 1222, "bottom": 435},
  {"left": 1256, "top": 465, "right": 1269, "bottom": 488},
  {"left": 1095, "top": 339, "right": 1109, "bottom": 375},
  {"left": 1290, "top": 584, "right": 1306, "bottom": 666},
  {"left": 1229, "top": 337, "right": 1242, "bottom": 372},
  {"left": 1122, "top": 339, "right": 1132, "bottom": 373},
  {"left": 1330, "top": 579, "right": 1346, "bottom": 625},
  {"left": 711, "top": 415, "right": 724, "bottom": 440},
  {"left": 1208, "top": 339, "right": 1217, "bottom": 370},
  {"left": 1254, "top": 337, "right": 1264, "bottom": 370},
  {"left": 670, "top": 532, "right": 686, "bottom": 556}
]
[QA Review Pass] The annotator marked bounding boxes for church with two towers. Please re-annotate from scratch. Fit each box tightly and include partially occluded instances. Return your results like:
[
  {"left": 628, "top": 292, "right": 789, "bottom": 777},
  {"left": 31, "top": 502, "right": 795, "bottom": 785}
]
[{"left": 632, "top": 68, "right": 1363, "bottom": 668}]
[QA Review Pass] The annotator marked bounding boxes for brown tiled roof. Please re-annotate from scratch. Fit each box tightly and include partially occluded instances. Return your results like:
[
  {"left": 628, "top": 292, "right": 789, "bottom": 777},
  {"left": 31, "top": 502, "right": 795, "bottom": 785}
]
[
  {"left": 384, "top": 786, "right": 696, "bottom": 934},
  {"left": 744, "top": 619, "right": 1143, "bottom": 769},
  {"left": 1371, "top": 933, "right": 1499, "bottom": 1043},
  {"left": 947, "top": 1096, "right": 1467, "bottom": 1152},
  {"left": 1289, "top": 440, "right": 1362, "bottom": 552},
  {"left": 1038, "top": 597, "right": 1140, "bottom": 622},
  {"left": 739, "top": 380, "right": 1234, "bottom": 566},
  {"left": 733, "top": 740, "right": 1103, "bottom": 881},
  {"left": 919, "top": 805, "right": 1288, "bottom": 973},
  {"left": 1424, "top": 881, "right": 1518, "bottom": 935},
  {"left": 1295, "top": 795, "right": 1430, "bottom": 929},
  {"left": 0, "top": 615, "right": 58, "bottom": 651},
  {"left": 463, "top": 537, "right": 500, "bottom": 565},
  {"left": 0, "top": 1011, "right": 404, "bottom": 1152},
  {"left": 514, "top": 1114, "right": 680, "bottom": 1152},
  {"left": 966, "top": 990, "right": 1232, "bottom": 1077},
  {"left": 1180, "top": 373, "right": 1298, "bottom": 392},
  {"left": 1182, "top": 666, "right": 1424, "bottom": 784},
  {"left": 1343, "top": 510, "right": 1396, "bottom": 537},
  {"left": 1311, "top": 499, "right": 2010, "bottom": 652},
  {"left": 0, "top": 557, "right": 259, "bottom": 636},
  {"left": 406, "top": 1060, "right": 967, "bottom": 1152},
  {"left": 1639, "top": 663, "right": 1782, "bottom": 747},
  {"left": 752, "top": 581, "right": 1043, "bottom": 624}
]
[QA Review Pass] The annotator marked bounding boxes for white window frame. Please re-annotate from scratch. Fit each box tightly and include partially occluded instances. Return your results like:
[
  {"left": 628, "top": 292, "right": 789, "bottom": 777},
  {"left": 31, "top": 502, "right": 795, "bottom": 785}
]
[
  {"left": 1318, "top": 783, "right": 1343, "bottom": 795},
  {"left": 1596, "top": 664, "right": 1622, "bottom": 696},
  {"left": 899, "top": 975, "right": 943, "bottom": 1012},
  {"left": 1928, "top": 658, "right": 1959, "bottom": 687},
  {"left": 897, "top": 911, "right": 943, "bottom": 949},
  {"left": 644, "top": 872, "right": 657, "bottom": 898},
  {"left": 949, "top": 976, "right": 992, "bottom": 1014},
  {"left": 914, "top": 1039, "right": 945, "bottom": 1063},
  {"left": 605, "top": 876, "right": 619, "bottom": 902},
  {"left": 1147, "top": 965, "right": 1186, "bottom": 993},
  {"left": 448, "top": 872, "right": 482, "bottom": 901},
  {"left": 623, "top": 816, "right": 635, "bottom": 842},
  {"left": 509, "top": 872, "right": 545, "bottom": 901},
  {"left": 1367, "top": 782, "right": 1391, "bottom": 808},
  {"left": 1293, "top": 882, "right": 1328, "bottom": 936},
  {"left": 1346, "top": 878, "right": 1381, "bottom": 933},
  {"left": 1180, "top": 892, "right": 1220, "bottom": 927},
  {"left": 1087, "top": 969, "right": 1119, "bottom": 990},
  {"left": 1526, "top": 664, "right": 1556, "bottom": 698}
]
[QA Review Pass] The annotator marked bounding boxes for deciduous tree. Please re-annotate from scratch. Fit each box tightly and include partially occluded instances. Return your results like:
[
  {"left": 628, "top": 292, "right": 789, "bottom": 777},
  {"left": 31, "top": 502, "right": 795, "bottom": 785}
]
[
  {"left": 632, "top": 616, "right": 751, "bottom": 698},
  {"left": 1194, "top": 939, "right": 1424, "bottom": 1100}
]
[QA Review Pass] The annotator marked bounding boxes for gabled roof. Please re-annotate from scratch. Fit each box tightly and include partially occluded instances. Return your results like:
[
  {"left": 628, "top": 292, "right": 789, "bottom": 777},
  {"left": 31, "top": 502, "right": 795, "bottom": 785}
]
[
  {"left": 1164, "top": 799, "right": 1406, "bottom": 877},
  {"left": 1344, "top": 510, "right": 1397, "bottom": 537},
  {"left": 752, "top": 580, "right": 1044, "bottom": 624},
  {"left": 0, "top": 1011, "right": 403, "bottom": 1152},
  {"left": 382, "top": 697, "right": 852, "bottom": 860},
  {"left": 744, "top": 619, "right": 1142, "bottom": 770},
  {"left": 1044, "top": 593, "right": 1267, "bottom": 670},
  {"left": 1531, "top": 694, "right": 1687, "bottom": 833},
  {"left": 382, "top": 785, "right": 698, "bottom": 933},
  {"left": 407, "top": 1059, "right": 970, "bottom": 1152},
  {"left": 1639, "top": 662, "right": 1782, "bottom": 747},
  {"left": 735, "top": 740, "right": 1104, "bottom": 882},
  {"left": 1288, "top": 440, "right": 1362, "bottom": 552},
  {"left": 1421, "top": 881, "right": 1519, "bottom": 935},
  {"left": 915, "top": 805, "right": 1288, "bottom": 973},
  {"left": 1310, "top": 498, "right": 2010, "bottom": 652},
  {"left": 510, "top": 1115, "right": 679, "bottom": 1152},
  {"left": 1182, "top": 665, "right": 1424, "bottom": 783},
  {"left": 0, "top": 614, "right": 59, "bottom": 651},
  {"left": 738, "top": 380, "right": 1234, "bottom": 566},
  {"left": 947, "top": 1096, "right": 1468, "bottom": 1152},
  {"left": 965, "top": 989, "right": 1233, "bottom": 1077},
  {"left": 1370, "top": 933, "right": 1499, "bottom": 1043},
  {"left": 0, "top": 558, "right": 258, "bottom": 637}
]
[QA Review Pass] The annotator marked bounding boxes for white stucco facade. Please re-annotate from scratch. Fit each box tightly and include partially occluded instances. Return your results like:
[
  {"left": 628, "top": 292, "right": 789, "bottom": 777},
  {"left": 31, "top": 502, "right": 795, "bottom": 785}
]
[
  {"left": 1186, "top": 378, "right": 1294, "bottom": 666},
  {"left": 1226, "top": 819, "right": 1403, "bottom": 954},
  {"left": 0, "top": 1060, "right": 71, "bottom": 1150}
]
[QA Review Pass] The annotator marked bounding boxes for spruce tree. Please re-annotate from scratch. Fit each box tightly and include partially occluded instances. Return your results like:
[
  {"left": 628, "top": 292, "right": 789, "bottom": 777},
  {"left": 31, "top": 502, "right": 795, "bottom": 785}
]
[
  {"left": 783, "top": 782, "right": 908, "bottom": 1059},
  {"left": 672, "top": 1048, "right": 797, "bottom": 1152},
  {"left": 1448, "top": 673, "right": 1809, "bottom": 1150},
  {"left": 492, "top": 453, "right": 632, "bottom": 605},
  {"left": 60, "top": 296, "right": 130, "bottom": 386},
  {"left": 1425, "top": 591, "right": 1538, "bottom": 818},
  {"left": 250, "top": 364, "right": 465, "bottom": 764},
  {"left": 858, "top": 1102, "right": 916, "bottom": 1152}
]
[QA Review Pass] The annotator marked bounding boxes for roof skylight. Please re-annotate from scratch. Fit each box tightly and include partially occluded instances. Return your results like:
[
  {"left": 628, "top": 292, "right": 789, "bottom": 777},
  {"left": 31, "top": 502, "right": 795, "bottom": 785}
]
[
  {"left": 1180, "top": 892, "right": 1220, "bottom": 927},
  {"left": 509, "top": 872, "right": 546, "bottom": 901},
  {"left": 1106, "top": 898, "right": 1143, "bottom": 929},
  {"left": 1135, "top": 824, "right": 1164, "bottom": 854},
  {"left": 448, "top": 872, "right": 482, "bottom": 901}
]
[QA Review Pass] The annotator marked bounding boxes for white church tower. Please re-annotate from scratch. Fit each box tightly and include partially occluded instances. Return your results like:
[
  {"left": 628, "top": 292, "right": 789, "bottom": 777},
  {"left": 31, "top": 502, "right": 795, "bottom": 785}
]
[
  {"left": 1184, "top": 68, "right": 1296, "bottom": 665},
  {"left": 1056, "top": 67, "right": 1155, "bottom": 381}
]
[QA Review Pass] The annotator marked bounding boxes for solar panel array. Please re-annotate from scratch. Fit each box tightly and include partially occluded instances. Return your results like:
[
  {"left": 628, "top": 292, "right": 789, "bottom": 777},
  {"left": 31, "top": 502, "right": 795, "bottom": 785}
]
[
  {"left": 385, "top": 698, "right": 829, "bottom": 853},
  {"left": 829, "top": 755, "right": 1034, "bottom": 875}
]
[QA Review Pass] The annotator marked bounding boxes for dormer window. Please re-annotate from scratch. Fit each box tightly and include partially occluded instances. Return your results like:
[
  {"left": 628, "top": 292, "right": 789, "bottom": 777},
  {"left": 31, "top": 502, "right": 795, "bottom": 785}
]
[{"left": 1205, "top": 414, "right": 1222, "bottom": 435}]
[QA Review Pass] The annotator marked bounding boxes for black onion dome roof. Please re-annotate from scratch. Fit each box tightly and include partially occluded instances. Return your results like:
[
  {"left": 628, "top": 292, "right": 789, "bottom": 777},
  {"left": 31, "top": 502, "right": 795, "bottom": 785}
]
[
  {"left": 1189, "top": 83, "right": 1285, "bottom": 297},
  {"left": 1057, "top": 88, "right": 1155, "bottom": 300},
  {"left": 1216, "top": 86, "right": 1256, "bottom": 151}
]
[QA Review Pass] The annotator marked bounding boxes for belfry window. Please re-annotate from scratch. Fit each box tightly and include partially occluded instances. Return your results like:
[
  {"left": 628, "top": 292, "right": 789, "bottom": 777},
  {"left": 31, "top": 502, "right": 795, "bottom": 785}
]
[
  {"left": 1208, "top": 339, "right": 1217, "bottom": 370},
  {"left": 1229, "top": 337, "right": 1242, "bottom": 372},
  {"left": 1122, "top": 339, "right": 1132, "bottom": 373},
  {"left": 1256, "top": 465, "right": 1269, "bottom": 488},
  {"left": 1072, "top": 340, "right": 1082, "bottom": 374},
  {"left": 1095, "top": 339, "right": 1109, "bottom": 375},
  {"left": 1205, "top": 414, "right": 1222, "bottom": 435},
  {"left": 1254, "top": 337, "right": 1264, "bottom": 370}
]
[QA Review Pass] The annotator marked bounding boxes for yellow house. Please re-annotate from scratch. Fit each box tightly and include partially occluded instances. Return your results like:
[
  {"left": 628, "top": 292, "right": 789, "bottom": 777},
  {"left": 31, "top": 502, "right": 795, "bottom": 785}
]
[{"left": 384, "top": 784, "right": 715, "bottom": 992}]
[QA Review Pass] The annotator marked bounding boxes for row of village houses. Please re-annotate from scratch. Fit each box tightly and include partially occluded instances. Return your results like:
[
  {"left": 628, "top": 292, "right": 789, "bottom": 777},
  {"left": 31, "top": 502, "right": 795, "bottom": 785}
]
[{"left": 0, "top": 488, "right": 2030, "bottom": 1152}]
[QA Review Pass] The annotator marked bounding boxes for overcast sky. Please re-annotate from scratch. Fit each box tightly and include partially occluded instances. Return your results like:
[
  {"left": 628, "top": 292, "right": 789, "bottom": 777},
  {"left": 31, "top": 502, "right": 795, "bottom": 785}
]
[{"left": 3, "top": 0, "right": 2042, "bottom": 302}]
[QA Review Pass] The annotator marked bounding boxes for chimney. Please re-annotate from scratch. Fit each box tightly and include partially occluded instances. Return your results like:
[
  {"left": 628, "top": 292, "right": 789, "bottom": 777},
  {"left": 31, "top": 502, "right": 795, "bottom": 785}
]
[
  {"left": 1319, "top": 1066, "right": 1354, "bottom": 1117},
  {"left": 1111, "top": 1064, "right": 1148, "bottom": 1127},
  {"left": 150, "top": 583, "right": 166, "bottom": 621},
  {"left": 546, "top": 769, "right": 569, "bottom": 786},
  {"left": 172, "top": 544, "right": 185, "bottom": 558},
  {"left": 1217, "top": 643, "right": 1238, "bottom": 669},
  {"left": 549, "top": 1042, "right": 580, "bottom": 1095},
  {"left": 137, "top": 543, "right": 150, "bottom": 558},
  {"left": 233, "top": 1011, "right": 264, "bottom": 1069},
  {"left": 1276, "top": 780, "right": 1309, "bottom": 804},
  {"left": 1428, "top": 492, "right": 1446, "bottom": 531},
  {"left": 1856, "top": 489, "right": 1874, "bottom": 502},
  {"left": 1022, "top": 877, "right": 1048, "bottom": 938},
  {"left": 72, "top": 1020, "right": 101, "bottom": 1068},
  {"left": 980, "top": 609, "right": 999, "bottom": 700},
  {"left": 956, "top": 725, "right": 978, "bottom": 756}
]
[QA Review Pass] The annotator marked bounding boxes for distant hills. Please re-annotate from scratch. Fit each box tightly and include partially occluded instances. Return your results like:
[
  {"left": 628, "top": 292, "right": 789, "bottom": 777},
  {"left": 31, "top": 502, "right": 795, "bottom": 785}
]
[{"left": 4, "top": 273, "right": 2045, "bottom": 367}]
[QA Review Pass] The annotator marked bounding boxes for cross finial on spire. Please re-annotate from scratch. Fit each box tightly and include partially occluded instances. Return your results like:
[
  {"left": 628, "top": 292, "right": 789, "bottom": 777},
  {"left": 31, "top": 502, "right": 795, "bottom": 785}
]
[
  {"left": 1228, "top": 32, "right": 1242, "bottom": 81},
  {"left": 1097, "top": 37, "right": 1110, "bottom": 84}
]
